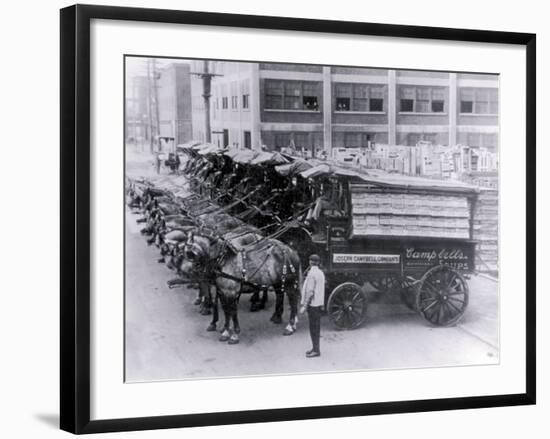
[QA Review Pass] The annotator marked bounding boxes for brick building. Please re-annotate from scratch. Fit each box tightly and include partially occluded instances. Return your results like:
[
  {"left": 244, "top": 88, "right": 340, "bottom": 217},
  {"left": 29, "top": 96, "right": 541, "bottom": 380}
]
[
  {"left": 157, "top": 62, "right": 194, "bottom": 146},
  {"left": 190, "top": 60, "right": 498, "bottom": 155}
]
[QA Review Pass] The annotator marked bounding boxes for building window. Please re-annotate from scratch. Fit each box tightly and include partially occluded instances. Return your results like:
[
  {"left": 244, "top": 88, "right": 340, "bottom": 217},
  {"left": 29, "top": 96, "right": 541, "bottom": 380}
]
[
  {"left": 461, "top": 132, "right": 497, "bottom": 149},
  {"left": 344, "top": 132, "right": 372, "bottom": 148},
  {"left": 335, "top": 83, "right": 385, "bottom": 112},
  {"left": 400, "top": 99, "right": 414, "bottom": 112},
  {"left": 369, "top": 98, "right": 384, "bottom": 112},
  {"left": 407, "top": 133, "right": 422, "bottom": 146},
  {"left": 231, "top": 96, "right": 238, "bottom": 109},
  {"left": 336, "top": 97, "right": 350, "bottom": 111},
  {"left": 302, "top": 82, "right": 319, "bottom": 110},
  {"left": 265, "top": 79, "right": 321, "bottom": 111},
  {"left": 482, "top": 133, "right": 497, "bottom": 149},
  {"left": 399, "top": 86, "right": 447, "bottom": 113},
  {"left": 294, "top": 133, "right": 309, "bottom": 148},
  {"left": 274, "top": 132, "right": 291, "bottom": 148},
  {"left": 222, "top": 97, "right": 228, "bottom": 109},
  {"left": 242, "top": 94, "right": 249, "bottom": 109},
  {"left": 460, "top": 88, "right": 498, "bottom": 114}
]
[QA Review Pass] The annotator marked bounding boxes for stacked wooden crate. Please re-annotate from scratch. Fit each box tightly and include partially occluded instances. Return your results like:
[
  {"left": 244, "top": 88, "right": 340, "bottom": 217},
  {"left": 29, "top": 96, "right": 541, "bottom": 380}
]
[
  {"left": 472, "top": 188, "right": 499, "bottom": 273},
  {"left": 351, "top": 190, "right": 471, "bottom": 239}
]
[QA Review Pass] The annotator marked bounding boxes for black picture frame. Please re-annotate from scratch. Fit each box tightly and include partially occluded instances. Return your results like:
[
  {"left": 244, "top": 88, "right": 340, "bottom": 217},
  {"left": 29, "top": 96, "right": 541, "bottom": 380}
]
[{"left": 60, "top": 4, "right": 536, "bottom": 434}]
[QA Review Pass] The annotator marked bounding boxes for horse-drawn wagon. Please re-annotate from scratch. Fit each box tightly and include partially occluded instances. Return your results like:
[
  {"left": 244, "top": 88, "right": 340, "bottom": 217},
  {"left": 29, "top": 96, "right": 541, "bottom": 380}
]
[
  {"left": 291, "top": 164, "right": 479, "bottom": 329},
  {"left": 127, "top": 145, "right": 482, "bottom": 342}
]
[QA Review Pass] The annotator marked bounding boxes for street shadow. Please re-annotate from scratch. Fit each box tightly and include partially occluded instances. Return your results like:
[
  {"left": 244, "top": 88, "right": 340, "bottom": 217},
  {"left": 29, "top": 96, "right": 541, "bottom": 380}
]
[{"left": 34, "top": 413, "right": 59, "bottom": 429}]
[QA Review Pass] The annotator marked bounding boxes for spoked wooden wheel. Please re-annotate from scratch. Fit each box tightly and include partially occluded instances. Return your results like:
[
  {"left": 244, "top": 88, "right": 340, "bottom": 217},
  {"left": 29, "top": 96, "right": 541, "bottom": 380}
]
[
  {"left": 327, "top": 282, "right": 369, "bottom": 330},
  {"left": 415, "top": 265, "right": 469, "bottom": 327}
]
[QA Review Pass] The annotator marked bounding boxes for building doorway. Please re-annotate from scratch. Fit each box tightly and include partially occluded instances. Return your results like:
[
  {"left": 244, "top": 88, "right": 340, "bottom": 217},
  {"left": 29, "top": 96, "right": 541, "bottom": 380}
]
[
  {"left": 244, "top": 131, "right": 251, "bottom": 149},
  {"left": 223, "top": 129, "right": 229, "bottom": 147}
]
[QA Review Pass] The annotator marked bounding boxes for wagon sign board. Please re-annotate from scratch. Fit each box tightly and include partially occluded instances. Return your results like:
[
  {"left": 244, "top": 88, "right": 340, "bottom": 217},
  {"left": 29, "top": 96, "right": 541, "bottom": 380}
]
[
  {"left": 404, "top": 245, "right": 475, "bottom": 271},
  {"left": 332, "top": 253, "right": 400, "bottom": 264}
]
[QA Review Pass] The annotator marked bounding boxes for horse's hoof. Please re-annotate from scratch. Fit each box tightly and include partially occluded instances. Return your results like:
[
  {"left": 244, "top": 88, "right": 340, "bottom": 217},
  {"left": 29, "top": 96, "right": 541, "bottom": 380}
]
[
  {"left": 228, "top": 335, "right": 240, "bottom": 345},
  {"left": 219, "top": 334, "right": 230, "bottom": 342},
  {"left": 193, "top": 298, "right": 202, "bottom": 306},
  {"left": 283, "top": 326, "right": 296, "bottom": 336},
  {"left": 200, "top": 308, "right": 212, "bottom": 316},
  {"left": 157, "top": 258, "right": 165, "bottom": 263},
  {"left": 206, "top": 323, "right": 217, "bottom": 332},
  {"left": 270, "top": 315, "right": 282, "bottom": 324}
]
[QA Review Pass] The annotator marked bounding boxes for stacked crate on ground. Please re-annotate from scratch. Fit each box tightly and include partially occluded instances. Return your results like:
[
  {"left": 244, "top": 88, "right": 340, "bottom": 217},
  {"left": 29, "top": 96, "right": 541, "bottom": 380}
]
[{"left": 472, "top": 188, "right": 498, "bottom": 274}]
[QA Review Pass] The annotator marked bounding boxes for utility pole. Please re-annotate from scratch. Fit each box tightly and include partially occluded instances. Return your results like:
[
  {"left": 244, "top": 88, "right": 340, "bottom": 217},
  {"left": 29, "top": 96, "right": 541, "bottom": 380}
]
[
  {"left": 152, "top": 58, "right": 161, "bottom": 151},
  {"left": 146, "top": 59, "right": 154, "bottom": 154},
  {"left": 191, "top": 60, "right": 222, "bottom": 144}
]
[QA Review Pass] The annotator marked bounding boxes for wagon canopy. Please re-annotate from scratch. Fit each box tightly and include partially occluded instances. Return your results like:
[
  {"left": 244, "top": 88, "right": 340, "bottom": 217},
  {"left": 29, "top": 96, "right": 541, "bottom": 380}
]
[
  {"left": 176, "top": 141, "right": 202, "bottom": 152},
  {"left": 197, "top": 144, "right": 226, "bottom": 156},
  {"left": 274, "top": 159, "right": 313, "bottom": 176},
  {"left": 249, "top": 151, "right": 289, "bottom": 166}
]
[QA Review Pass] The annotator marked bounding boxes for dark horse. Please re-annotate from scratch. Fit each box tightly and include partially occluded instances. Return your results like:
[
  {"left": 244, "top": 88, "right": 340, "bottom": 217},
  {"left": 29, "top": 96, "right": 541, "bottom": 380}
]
[{"left": 182, "top": 232, "right": 302, "bottom": 344}]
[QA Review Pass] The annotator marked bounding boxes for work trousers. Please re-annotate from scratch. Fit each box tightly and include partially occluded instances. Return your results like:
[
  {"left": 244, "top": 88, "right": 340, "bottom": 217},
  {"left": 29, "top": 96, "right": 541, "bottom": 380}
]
[{"left": 307, "top": 305, "right": 322, "bottom": 353}]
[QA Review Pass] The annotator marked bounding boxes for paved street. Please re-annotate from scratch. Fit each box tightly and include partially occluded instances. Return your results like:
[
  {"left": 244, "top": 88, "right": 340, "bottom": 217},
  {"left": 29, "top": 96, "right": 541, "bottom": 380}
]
[{"left": 125, "top": 208, "right": 499, "bottom": 383}]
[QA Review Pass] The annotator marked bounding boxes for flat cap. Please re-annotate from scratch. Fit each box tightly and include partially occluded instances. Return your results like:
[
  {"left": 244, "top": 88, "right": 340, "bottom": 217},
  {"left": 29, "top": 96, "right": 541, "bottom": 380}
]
[{"left": 309, "top": 254, "right": 321, "bottom": 263}]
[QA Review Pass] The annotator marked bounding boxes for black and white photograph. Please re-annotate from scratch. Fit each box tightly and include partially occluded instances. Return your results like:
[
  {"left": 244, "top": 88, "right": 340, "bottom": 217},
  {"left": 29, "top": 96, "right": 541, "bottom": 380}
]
[{"left": 125, "top": 56, "right": 500, "bottom": 383}]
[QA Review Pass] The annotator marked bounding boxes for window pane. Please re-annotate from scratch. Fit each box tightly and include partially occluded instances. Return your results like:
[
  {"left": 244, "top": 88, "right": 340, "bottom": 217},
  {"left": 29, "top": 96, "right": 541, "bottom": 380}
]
[
  {"left": 361, "top": 133, "right": 372, "bottom": 147},
  {"left": 460, "top": 88, "right": 474, "bottom": 101},
  {"left": 275, "top": 133, "right": 290, "bottom": 148},
  {"left": 475, "top": 89, "right": 490, "bottom": 101},
  {"left": 400, "top": 87, "right": 415, "bottom": 99},
  {"left": 489, "top": 89, "right": 498, "bottom": 114},
  {"left": 482, "top": 133, "right": 497, "bottom": 149},
  {"left": 416, "top": 100, "right": 429, "bottom": 112},
  {"left": 417, "top": 88, "right": 430, "bottom": 100},
  {"left": 432, "top": 88, "right": 446, "bottom": 101},
  {"left": 335, "top": 83, "right": 352, "bottom": 97},
  {"left": 302, "top": 96, "right": 319, "bottom": 110},
  {"left": 336, "top": 97, "right": 350, "bottom": 111},
  {"left": 431, "top": 100, "right": 444, "bottom": 112},
  {"left": 467, "top": 133, "right": 481, "bottom": 147},
  {"left": 424, "top": 133, "right": 437, "bottom": 144},
  {"left": 294, "top": 133, "right": 308, "bottom": 147},
  {"left": 344, "top": 133, "right": 360, "bottom": 148},
  {"left": 303, "top": 82, "right": 319, "bottom": 96},
  {"left": 400, "top": 99, "right": 414, "bottom": 112},
  {"left": 407, "top": 133, "right": 421, "bottom": 146},
  {"left": 266, "top": 80, "right": 283, "bottom": 94},
  {"left": 369, "top": 98, "right": 383, "bottom": 112},
  {"left": 460, "top": 101, "right": 473, "bottom": 113},
  {"left": 353, "top": 84, "right": 369, "bottom": 98},
  {"left": 353, "top": 98, "right": 368, "bottom": 111},
  {"left": 266, "top": 96, "right": 282, "bottom": 109},
  {"left": 476, "top": 102, "right": 489, "bottom": 114},
  {"left": 284, "top": 81, "right": 301, "bottom": 96},
  {"left": 370, "top": 86, "right": 385, "bottom": 99},
  {"left": 284, "top": 96, "right": 301, "bottom": 109}
]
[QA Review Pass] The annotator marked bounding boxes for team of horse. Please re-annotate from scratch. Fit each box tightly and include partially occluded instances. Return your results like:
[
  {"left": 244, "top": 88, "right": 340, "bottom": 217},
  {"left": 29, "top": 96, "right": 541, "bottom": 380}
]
[{"left": 126, "top": 147, "right": 311, "bottom": 344}]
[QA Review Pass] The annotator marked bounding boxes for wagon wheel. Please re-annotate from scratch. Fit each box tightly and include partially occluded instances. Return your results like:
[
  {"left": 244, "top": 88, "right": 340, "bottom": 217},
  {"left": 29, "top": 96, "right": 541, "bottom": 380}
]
[
  {"left": 415, "top": 265, "right": 469, "bottom": 327},
  {"left": 327, "top": 282, "right": 369, "bottom": 330}
]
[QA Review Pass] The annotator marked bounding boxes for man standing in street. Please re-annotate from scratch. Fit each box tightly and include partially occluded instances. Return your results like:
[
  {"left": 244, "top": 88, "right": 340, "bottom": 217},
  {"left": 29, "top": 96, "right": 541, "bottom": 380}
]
[{"left": 300, "top": 254, "right": 325, "bottom": 358}]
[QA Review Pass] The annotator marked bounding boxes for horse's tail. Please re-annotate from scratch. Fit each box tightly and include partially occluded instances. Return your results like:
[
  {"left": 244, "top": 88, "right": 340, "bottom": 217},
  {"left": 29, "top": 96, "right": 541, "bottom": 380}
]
[{"left": 298, "top": 261, "right": 303, "bottom": 297}]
